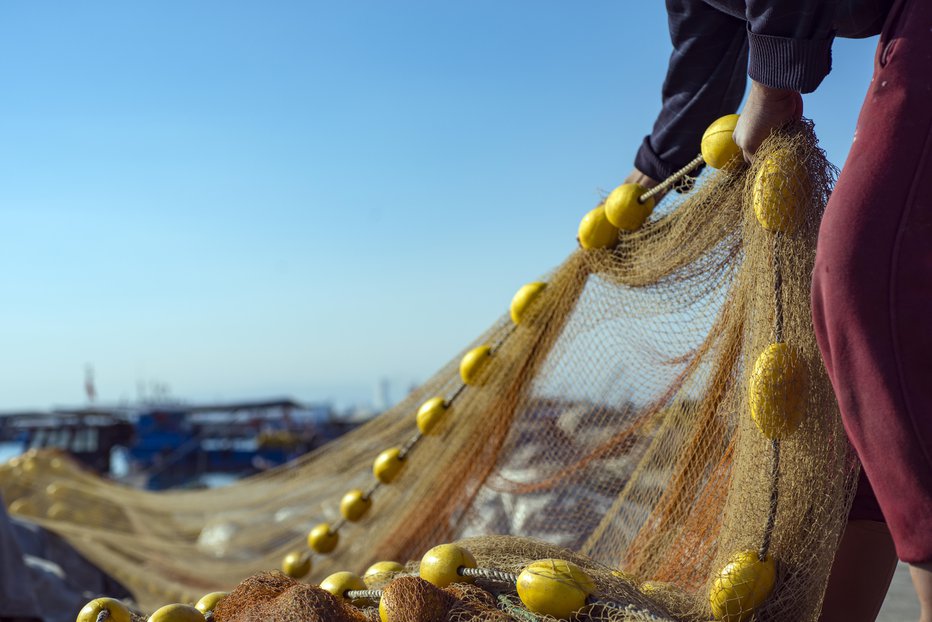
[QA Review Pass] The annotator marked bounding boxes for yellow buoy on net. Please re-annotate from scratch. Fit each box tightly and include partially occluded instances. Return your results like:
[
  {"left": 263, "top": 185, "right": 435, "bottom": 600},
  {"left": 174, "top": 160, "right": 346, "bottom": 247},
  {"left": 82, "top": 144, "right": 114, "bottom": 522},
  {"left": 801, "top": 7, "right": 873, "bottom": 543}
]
[
  {"left": 147, "top": 604, "right": 205, "bottom": 622},
  {"left": 320, "top": 571, "right": 367, "bottom": 599},
  {"left": 753, "top": 148, "right": 807, "bottom": 233},
  {"left": 373, "top": 447, "right": 404, "bottom": 484},
  {"left": 605, "top": 183, "right": 655, "bottom": 231},
  {"left": 307, "top": 522, "right": 339, "bottom": 554},
  {"left": 640, "top": 581, "right": 672, "bottom": 595},
  {"left": 459, "top": 345, "right": 492, "bottom": 386},
  {"left": 510, "top": 281, "right": 547, "bottom": 326},
  {"left": 46, "top": 502, "right": 70, "bottom": 521},
  {"left": 419, "top": 543, "right": 477, "bottom": 588},
  {"left": 281, "top": 550, "right": 312, "bottom": 578},
  {"left": 748, "top": 343, "right": 807, "bottom": 439},
  {"left": 416, "top": 397, "right": 449, "bottom": 435},
  {"left": 365, "top": 560, "right": 406, "bottom": 579},
  {"left": 20, "top": 457, "right": 39, "bottom": 476},
  {"left": 76, "top": 598, "right": 132, "bottom": 622},
  {"left": 701, "top": 114, "right": 741, "bottom": 169},
  {"left": 577, "top": 205, "right": 619, "bottom": 249},
  {"left": 8, "top": 498, "right": 37, "bottom": 517},
  {"left": 516, "top": 559, "right": 595, "bottom": 620},
  {"left": 340, "top": 489, "right": 372, "bottom": 522},
  {"left": 45, "top": 482, "right": 71, "bottom": 500},
  {"left": 709, "top": 550, "right": 776, "bottom": 622},
  {"left": 194, "top": 592, "right": 227, "bottom": 615}
]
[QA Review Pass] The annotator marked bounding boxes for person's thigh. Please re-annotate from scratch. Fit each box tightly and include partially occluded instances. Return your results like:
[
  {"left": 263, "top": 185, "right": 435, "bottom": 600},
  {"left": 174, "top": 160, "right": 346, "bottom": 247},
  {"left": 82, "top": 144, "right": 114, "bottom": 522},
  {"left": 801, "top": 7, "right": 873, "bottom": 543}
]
[
  {"left": 819, "top": 520, "right": 897, "bottom": 622},
  {"left": 811, "top": 0, "right": 932, "bottom": 564}
]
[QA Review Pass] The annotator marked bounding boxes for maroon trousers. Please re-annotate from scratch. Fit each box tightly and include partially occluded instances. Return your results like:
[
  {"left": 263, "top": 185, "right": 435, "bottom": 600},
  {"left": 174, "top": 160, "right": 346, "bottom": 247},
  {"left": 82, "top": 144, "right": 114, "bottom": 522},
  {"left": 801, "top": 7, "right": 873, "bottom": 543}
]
[{"left": 811, "top": 0, "right": 932, "bottom": 563}]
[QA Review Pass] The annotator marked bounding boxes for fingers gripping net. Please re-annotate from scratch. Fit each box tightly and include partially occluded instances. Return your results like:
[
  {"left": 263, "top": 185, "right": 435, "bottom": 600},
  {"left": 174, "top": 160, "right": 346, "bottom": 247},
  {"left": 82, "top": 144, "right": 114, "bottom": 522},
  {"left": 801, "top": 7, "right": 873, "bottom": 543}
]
[{"left": 0, "top": 121, "right": 854, "bottom": 621}]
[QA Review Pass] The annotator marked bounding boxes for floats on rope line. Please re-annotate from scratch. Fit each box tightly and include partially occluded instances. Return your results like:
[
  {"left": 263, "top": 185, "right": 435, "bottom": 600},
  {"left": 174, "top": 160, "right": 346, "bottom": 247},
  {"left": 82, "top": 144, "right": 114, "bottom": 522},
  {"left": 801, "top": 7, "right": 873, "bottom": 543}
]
[
  {"left": 307, "top": 522, "right": 339, "bottom": 554},
  {"left": 147, "top": 604, "right": 205, "bottom": 622},
  {"left": 749, "top": 342, "right": 807, "bottom": 440},
  {"left": 365, "top": 560, "right": 406, "bottom": 578},
  {"left": 578, "top": 113, "right": 743, "bottom": 250},
  {"left": 709, "top": 550, "right": 776, "bottom": 622},
  {"left": 281, "top": 550, "right": 312, "bottom": 578},
  {"left": 339, "top": 488, "right": 372, "bottom": 522},
  {"left": 83, "top": 112, "right": 816, "bottom": 622},
  {"left": 320, "top": 571, "right": 367, "bottom": 600}
]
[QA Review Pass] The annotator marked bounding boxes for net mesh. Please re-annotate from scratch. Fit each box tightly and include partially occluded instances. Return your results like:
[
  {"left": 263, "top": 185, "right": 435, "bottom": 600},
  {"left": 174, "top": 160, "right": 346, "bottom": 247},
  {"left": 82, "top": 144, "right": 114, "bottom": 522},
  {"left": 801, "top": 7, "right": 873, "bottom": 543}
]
[{"left": 0, "top": 122, "right": 856, "bottom": 621}]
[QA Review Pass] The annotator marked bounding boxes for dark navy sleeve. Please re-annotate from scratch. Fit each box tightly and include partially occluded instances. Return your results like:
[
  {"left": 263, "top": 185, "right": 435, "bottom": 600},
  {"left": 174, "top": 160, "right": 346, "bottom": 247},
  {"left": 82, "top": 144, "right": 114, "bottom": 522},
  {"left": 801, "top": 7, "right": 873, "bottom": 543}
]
[
  {"left": 746, "top": 1, "right": 836, "bottom": 93},
  {"left": 635, "top": 0, "right": 749, "bottom": 181}
]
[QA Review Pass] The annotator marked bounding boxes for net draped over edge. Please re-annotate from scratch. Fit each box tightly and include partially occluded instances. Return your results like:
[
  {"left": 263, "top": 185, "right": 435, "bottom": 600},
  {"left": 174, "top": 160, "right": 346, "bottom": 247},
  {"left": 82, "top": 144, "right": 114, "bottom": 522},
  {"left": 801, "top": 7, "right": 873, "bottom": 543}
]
[{"left": 0, "top": 122, "right": 856, "bottom": 622}]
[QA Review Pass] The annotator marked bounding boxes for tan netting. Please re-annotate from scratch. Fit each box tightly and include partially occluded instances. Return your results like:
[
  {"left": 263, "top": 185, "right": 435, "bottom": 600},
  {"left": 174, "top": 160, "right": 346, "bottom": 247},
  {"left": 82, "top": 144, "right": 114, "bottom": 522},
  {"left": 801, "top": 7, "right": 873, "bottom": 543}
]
[{"left": 0, "top": 121, "right": 856, "bottom": 621}]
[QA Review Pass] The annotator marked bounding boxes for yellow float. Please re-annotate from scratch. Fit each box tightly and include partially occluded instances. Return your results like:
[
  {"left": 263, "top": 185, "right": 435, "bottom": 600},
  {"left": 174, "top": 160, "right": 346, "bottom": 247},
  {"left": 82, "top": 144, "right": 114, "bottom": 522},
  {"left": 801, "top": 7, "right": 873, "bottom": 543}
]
[
  {"left": 709, "top": 550, "right": 776, "bottom": 622},
  {"left": 45, "top": 482, "right": 70, "bottom": 500},
  {"left": 415, "top": 397, "right": 448, "bottom": 435},
  {"left": 372, "top": 447, "right": 404, "bottom": 484},
  {"left": 76, "top": 598, "right": 132, "bottom": 622},
  {"left": 147, "top": 604, "right": 205, "bottom": 622},
  {"left": 281, "top": 550, "right": 312, "bottom": 578},
  {"left": 516, "top": 559, "right": 595, "bottom": 619},
  {"left": 753, "top": 148, "right": 807, "bottom": 233},
  {"left": 749, "top": 343, "right": 807, "bottom": 439},
  {"left": 459, "top": 345, "right": 492, "bottom": 386},
  {"left": 577, "top": 205, "right": 618, "bottom": 249},
  {"left": 605, "top": 183, "right": 655, "bottom": 231},
  {"left": 365, "top": 560, "right": 406, "bottom": 579},
  {"left": 701, "top": 114, "right": 741, "bottom": 169},
  {"left": 339, "top": 489, "right": 372, "bottom": 522},
  {"left": 320, "top": 571, "right": 367, "bottom": 599},
  {"left": 418, "top": 543, "right": 477, "bottom": 588},
  {"left": 46, "top": 502, "right": 70, "bottom": 520},
  {"left": 194, "top": 592, "right": 227, "bottom": 615},
  {"left": 510, "top": 281, "right": 547, "bottom": 325},
  {"left": 640, "top": 581, "right": 672, "bottom": 594},
  {"left": 8, "top": 498, "right": 36, "bottom": 516},
  {"left": 307, "top": 522, "right": 339, "bottom": 554}
]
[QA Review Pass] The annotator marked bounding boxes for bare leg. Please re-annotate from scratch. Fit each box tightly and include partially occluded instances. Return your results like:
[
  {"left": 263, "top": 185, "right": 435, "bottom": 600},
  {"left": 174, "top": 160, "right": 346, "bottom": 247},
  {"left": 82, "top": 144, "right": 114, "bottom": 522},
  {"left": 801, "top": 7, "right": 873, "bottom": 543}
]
[
  {"left": 819, "top": 520, "right": 897, "bottom": 622},
  {"left": 909, "top": 564, "right": 932, "bottom": 622}
]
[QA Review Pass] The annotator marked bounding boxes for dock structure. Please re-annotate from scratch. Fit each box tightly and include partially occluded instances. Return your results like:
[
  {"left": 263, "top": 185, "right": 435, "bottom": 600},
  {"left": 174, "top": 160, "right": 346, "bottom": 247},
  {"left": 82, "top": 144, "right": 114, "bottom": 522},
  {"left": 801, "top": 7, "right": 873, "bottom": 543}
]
[{"left": 0, "top": 398, "right": 359, "bottom": 488}]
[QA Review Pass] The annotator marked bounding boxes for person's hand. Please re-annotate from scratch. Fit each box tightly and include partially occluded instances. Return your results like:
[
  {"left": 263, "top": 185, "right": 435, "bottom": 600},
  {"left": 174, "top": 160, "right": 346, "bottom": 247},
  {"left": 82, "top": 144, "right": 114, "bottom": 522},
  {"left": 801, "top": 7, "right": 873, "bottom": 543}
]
[
  {"left": 623, "top": 168, "right": 667, "bottom": 202},
  {"left": 624, "top": 168, "right": 659, "bottom": 188},
  {"left": 733, "top": 80, "right": 803, "bottom": 162}
]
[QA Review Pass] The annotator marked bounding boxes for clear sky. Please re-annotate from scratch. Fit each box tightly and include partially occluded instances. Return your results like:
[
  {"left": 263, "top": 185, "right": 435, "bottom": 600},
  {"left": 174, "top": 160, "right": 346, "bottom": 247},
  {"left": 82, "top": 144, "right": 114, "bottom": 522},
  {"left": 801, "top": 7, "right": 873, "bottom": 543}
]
[{"left": 0, "top": 2, "right": 878, "bottom": 410}]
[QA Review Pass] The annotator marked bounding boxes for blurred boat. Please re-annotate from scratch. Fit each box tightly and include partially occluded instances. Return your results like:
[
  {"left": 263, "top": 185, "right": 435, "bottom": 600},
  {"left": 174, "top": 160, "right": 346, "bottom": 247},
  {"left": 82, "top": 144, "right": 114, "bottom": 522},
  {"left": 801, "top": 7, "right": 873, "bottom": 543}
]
[{"left": 0, "top": 397, "right": 361, "bottom": 489}]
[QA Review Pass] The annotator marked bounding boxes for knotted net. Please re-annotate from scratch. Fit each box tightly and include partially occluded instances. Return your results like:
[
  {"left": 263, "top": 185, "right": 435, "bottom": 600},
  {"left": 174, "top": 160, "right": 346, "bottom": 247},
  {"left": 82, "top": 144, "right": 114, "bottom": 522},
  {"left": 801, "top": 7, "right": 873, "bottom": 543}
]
[{"left": 0, "top": 122, "right": 856, "bottom": 621}]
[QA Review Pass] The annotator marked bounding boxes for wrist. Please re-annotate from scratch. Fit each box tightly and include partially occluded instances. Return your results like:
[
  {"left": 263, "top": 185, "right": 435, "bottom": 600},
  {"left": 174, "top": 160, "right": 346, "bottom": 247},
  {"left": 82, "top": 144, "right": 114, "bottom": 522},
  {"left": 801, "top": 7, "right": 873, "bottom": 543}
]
[{"left": 751, "top": 80, "right": 798, "bottom": 101}]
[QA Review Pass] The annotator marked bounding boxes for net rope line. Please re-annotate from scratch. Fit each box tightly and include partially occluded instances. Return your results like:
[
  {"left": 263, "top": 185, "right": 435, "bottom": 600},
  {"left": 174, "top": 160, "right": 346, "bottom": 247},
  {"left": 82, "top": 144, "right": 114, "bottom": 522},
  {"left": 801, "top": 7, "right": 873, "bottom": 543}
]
[
  {"left": 638, "top": 154, "right": 705, "bottom": 203},
  {"left": 759, "top": 233, "right": 786, "bottom": 562},
  {"left": 318, "top": 322, "right": 518, "bottom": 546},
  {"left": 345, "top": 566, "right": 671, "bottom": 620},
  {"left": 343, "top": 588, "right": 384, "bottom": 600}
]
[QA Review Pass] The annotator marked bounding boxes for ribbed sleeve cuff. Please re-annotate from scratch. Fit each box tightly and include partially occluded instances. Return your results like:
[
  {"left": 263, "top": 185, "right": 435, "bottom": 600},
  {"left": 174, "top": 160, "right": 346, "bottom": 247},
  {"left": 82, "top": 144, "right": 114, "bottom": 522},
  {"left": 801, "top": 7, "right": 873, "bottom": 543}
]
[
  {"left": 747, "top": 28, "right": 834, "bottom": 93},
  {"left": 634, "top": 136, "right": 679, "bottom": 183}
]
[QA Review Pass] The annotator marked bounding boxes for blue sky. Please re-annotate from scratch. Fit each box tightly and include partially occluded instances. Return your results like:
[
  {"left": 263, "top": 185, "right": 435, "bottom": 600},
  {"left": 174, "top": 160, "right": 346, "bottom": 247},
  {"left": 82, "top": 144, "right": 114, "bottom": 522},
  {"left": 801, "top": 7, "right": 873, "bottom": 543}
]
[{"left": 0, "top": 2, "right": 878, "bottom": 410}]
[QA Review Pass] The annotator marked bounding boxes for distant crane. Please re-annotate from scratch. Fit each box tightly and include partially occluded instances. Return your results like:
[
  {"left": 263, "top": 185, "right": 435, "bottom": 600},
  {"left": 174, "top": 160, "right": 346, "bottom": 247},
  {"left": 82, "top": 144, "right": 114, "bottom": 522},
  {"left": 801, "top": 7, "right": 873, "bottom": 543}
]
[{"left": 84, "top": 364, "right": 96, "bottom": 404}]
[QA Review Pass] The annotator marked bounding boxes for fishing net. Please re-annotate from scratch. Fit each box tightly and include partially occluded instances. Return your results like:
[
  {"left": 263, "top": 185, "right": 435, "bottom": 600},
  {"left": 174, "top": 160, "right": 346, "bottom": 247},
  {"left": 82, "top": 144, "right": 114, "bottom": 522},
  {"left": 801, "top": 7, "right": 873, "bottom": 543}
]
[{"left": 0, "top": 121, "right": 856, "bottom": 621}]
